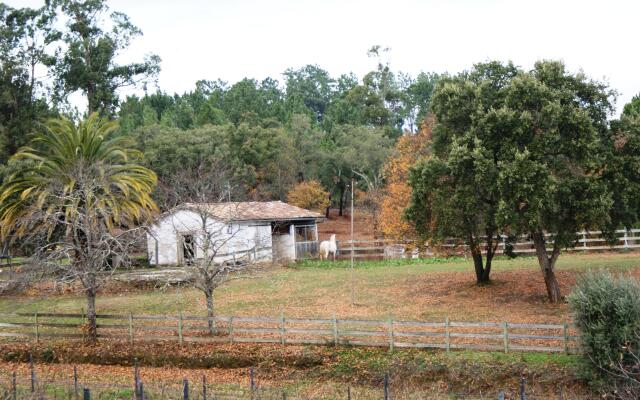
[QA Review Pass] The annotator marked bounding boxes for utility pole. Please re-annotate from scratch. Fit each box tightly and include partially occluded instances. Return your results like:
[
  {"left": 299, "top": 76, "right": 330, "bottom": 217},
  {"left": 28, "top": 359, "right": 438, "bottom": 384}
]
[{"left": 350, "top": 178, "right": 355, "bottom": 305}]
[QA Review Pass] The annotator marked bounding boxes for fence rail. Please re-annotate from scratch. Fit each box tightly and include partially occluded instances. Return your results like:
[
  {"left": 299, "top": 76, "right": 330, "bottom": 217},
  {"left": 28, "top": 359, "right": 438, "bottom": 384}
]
[{"left": 0, "top": 312, "right": 579, "bottom": 354}]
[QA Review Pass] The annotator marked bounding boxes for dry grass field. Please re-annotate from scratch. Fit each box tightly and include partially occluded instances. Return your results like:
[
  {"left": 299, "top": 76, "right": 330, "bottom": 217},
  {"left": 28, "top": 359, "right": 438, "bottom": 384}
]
[{"left": 1, "top": 252, "right": 639, "bottom": 324}]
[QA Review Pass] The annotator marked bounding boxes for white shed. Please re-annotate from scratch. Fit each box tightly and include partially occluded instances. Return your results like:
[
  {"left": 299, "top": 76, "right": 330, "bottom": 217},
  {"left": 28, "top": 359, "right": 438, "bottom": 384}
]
[{"left": 147, "top": 201, "right": 324, "bottom": 266}]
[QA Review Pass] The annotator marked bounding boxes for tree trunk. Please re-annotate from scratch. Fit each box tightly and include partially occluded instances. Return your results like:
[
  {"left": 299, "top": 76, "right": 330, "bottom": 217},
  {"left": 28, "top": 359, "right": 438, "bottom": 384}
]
[
  {"left": 471, "top": 251, "right": 490, "bottom": 284},
  {"left": 338, "top": 185, "right": 345, "bottom": 216},
  {"left": 205, "top": 289, "right": 216, "bottom": 335},
  {"left": 482, "top": 249, "right": 493, "bottom": 282},
  {"left": 86, "top": 287, "right": 97, "bottom": 342},
  {"left": 325, "top": 193, "right": 332, "bottom": 218},
  {"left": 531, "top": 231, "right": 562, "bottom": 303}
]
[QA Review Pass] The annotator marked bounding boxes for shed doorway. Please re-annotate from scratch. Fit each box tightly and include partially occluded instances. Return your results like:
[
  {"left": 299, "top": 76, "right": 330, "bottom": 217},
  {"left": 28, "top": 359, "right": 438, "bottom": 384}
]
[
  {"left": 178, "top": 234, "right": 195, "bottom": 266},
  {"left": 294, "top": 224, "right": 318, "bottom": 259}
]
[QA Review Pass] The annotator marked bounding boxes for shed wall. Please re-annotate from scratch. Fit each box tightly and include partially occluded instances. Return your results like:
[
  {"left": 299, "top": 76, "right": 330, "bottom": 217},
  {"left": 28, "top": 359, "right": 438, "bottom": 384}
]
[{"left": 147, "top": 210, "right": 273, "bottom": 265}]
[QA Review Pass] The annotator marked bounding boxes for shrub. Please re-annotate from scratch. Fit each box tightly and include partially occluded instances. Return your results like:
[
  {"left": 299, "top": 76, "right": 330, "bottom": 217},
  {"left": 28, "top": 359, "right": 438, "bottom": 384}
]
[
  {"left": 568, "top": 270, "right": 640, "bottom": 392},
  {"left": 286, "top": 180, "right": 330, "bottom": 212}
]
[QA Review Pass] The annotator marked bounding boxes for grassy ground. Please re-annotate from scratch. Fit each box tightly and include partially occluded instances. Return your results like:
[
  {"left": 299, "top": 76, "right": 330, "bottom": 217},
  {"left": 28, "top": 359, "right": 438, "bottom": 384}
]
[
  {"left": 1, "top": 252, "right": 626, "bottom": 398},
  {"left": 1, "top": 252, "right": 639, "bottom": 323}
]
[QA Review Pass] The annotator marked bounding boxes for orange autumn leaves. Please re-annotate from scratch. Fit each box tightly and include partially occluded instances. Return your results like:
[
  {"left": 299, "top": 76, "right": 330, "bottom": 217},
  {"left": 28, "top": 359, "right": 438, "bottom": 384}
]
[
  {"left": 377, "top": 118, "right": 433, "bottom": 240},
  {"left": 287, "top": 180, "right": 330, "bottom": 213}
]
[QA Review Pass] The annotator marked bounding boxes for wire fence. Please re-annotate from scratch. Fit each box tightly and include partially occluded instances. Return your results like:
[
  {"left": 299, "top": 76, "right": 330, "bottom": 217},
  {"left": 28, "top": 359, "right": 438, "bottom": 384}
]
[{"left": 0, "top": 363, "right": 592, "bottom": 400}]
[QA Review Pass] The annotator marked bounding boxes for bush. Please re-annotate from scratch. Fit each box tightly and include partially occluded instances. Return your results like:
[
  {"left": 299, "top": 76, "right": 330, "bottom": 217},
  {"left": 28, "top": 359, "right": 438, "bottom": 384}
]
[
  {"left": 286, "top": 180, "right": 330, "bottom": 212},
  {"left": 568, "top": 270, "right": 640, "bottom": 392}
]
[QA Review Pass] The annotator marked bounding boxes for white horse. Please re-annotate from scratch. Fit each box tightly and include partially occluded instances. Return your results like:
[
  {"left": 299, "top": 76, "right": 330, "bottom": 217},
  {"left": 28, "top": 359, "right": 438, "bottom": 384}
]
[{"left": 319, "top": 234, "right": 337, "bottom": 261}]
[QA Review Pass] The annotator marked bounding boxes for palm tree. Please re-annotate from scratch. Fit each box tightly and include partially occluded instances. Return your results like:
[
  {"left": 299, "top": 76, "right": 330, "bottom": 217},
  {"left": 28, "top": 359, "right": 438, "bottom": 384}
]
[{"left": 0, "top": 113, "right": 157, "bottom": 340}]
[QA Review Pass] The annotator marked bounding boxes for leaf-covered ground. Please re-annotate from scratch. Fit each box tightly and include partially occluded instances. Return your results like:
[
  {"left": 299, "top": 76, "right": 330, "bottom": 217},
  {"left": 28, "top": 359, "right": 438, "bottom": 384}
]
[{"left": 0, "top": 342, "right": 589, "bottom": 399}]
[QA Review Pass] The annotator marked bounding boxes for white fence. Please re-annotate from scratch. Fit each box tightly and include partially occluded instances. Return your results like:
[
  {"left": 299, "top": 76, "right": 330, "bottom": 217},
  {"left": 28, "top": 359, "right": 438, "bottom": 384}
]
[{"left": 335, "top": 229, "right": 640, "bottom": 259}]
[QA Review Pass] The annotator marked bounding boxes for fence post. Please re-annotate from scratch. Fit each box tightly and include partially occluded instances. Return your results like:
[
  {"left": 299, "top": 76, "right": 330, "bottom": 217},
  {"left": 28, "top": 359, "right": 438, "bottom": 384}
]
[
  {"left": 503, "top": 322, "right": 509, "bottom": 353},
  {"left": 582, "top": 231, "right": 587, "bottom": 249},
  {"left": 388, "top": 318, "right": 394, "bottom": 351},
  {"left": 11, "top": 371, "right": 16, "bottom": 400},
  {"left": 33, "top": 311, "right": 39, "bottom": 344},
  {"left": 128, "top": 312, "right": 134, "bottom": 344},
  {"left": 83, "top": 388, "right": 90, "bottom": 400},
  {"left": 183, "top": 378, "right": 189, "bottom": 400},
  {"left": 178, "top": 311, "right": 184, "bottom": 345},
  {"left": 81, "top": 308, "right": 86, "bottom": 341},
  {"left": 383, "top": 373, "right": 389, "bottom": 400},
  {"left": 624, "top": 229, "right": 629, "bottom": 248},
  {"left": 280, "top": 309, "right": 286, "bottom": 345},
  {"left": 249, "top": 368, "right": 255, "bottom": 400},
  {"left": 445, "top": 316, "right": 450, "bottom": 353},
  {"left": 202, "top": 375, "right": 207, "bottom": 400},
  {"left": 229, "top": 316, "right": 234, "bottom": 343},
  {"left": 133, "top": 359, "right": 140, "bottom": 400},
  {"left": 563, "top": 322, "right": 569, "bottom": 354},
  {"left": 74, "top": 365, "right": 78, "bottom": 399},
  {"left": 332, "top": 314, "right": 338, "bottom": 345},
  {"left": 29, "top": 354, "right": 35, "bottom": 393}
]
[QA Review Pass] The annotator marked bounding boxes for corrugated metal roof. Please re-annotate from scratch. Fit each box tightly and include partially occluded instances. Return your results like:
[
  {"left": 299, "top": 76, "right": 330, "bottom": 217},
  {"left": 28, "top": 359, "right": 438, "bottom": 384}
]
[{"left": 180, "top": 201, "right": 324, "bottom": 222}]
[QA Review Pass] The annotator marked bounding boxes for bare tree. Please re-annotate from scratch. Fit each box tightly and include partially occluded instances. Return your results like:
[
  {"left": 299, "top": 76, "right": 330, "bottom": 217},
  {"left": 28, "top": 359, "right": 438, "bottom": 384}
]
[
  {"left": 33, "top": 223, "right": 144, "bottom": 338},
  {"left": 14, "top": 183, "right": 150, "bottom": 340},
  {"left": 159, "top": 160, "right": 265, "bottom": 334}
]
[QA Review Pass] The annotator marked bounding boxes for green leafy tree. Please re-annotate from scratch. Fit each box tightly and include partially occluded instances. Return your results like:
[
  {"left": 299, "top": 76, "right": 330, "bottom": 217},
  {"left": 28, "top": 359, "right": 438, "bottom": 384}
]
[
  {"left": 320, "top": 125, "right": 393, "bottom": 216},
  {"left": 222, "top": 78, "right": 285, "bottom": 125},
  {"left": 408, "top": 60, "right": 615, "bottom": 298},
  {"left": 53, "top": 0, "right": 160, "bottom": 116},
  {"left": 283, "top": 65, "right": 334, "bottom": 123},
  {"left": 496, "top": 61, "right": 614, "bottom": 303},
  {"left": 601, "top": 97, "right": 640, "bottom": 236},
  {"left": 0, "top": 113, "right": 157, "bottom": 339},
  {"left": 622, "top": 94, "right": 640, "bottom": 118},
  {"left": 405, "top": 72, "right": 440, "bottom": 131},
  {"left": 286, "top": 113, "right": 324, "bottom": 182},
  {"left": 407, "top": 62, "right": 517, "bottom": 284},
  {"left": 0, "top": 4, "right": 57, "bottom": 163}
]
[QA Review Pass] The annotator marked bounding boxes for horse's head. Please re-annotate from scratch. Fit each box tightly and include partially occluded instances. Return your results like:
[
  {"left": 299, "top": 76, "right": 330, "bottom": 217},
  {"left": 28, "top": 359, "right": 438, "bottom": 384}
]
[{"left": 330, "top": 234, "right": 336, "bottom": 242}]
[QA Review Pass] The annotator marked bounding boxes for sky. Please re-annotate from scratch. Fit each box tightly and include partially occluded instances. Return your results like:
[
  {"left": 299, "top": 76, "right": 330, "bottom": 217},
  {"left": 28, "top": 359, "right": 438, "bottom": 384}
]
[{"left": 7, "top": 0, "right": 640, "bottom": 116}]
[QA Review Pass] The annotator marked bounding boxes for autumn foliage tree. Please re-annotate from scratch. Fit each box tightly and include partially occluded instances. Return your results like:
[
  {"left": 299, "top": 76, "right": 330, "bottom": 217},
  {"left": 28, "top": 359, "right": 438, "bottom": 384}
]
[
  {"left": 377, "top": 118, "right": 433, "bottom": 240},
  {"left": 286, "top": 180, "right": 330, "bottom": 212}
]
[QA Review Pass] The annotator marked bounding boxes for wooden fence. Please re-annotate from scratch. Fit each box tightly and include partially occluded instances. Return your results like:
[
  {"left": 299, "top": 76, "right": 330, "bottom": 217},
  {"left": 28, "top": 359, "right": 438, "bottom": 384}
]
[
  {"left": 0, "top": 312, "right": 580, "bottom": 354},
  {"left": 337, "top": 229, "right": 640, "bottom": 259}
]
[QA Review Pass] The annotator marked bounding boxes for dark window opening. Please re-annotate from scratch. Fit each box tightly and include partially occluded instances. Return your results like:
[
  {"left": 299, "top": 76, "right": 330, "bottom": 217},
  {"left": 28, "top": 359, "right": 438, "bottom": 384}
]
[{"left": 182, "top": 234, "right": 195, "bottom": 265}]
